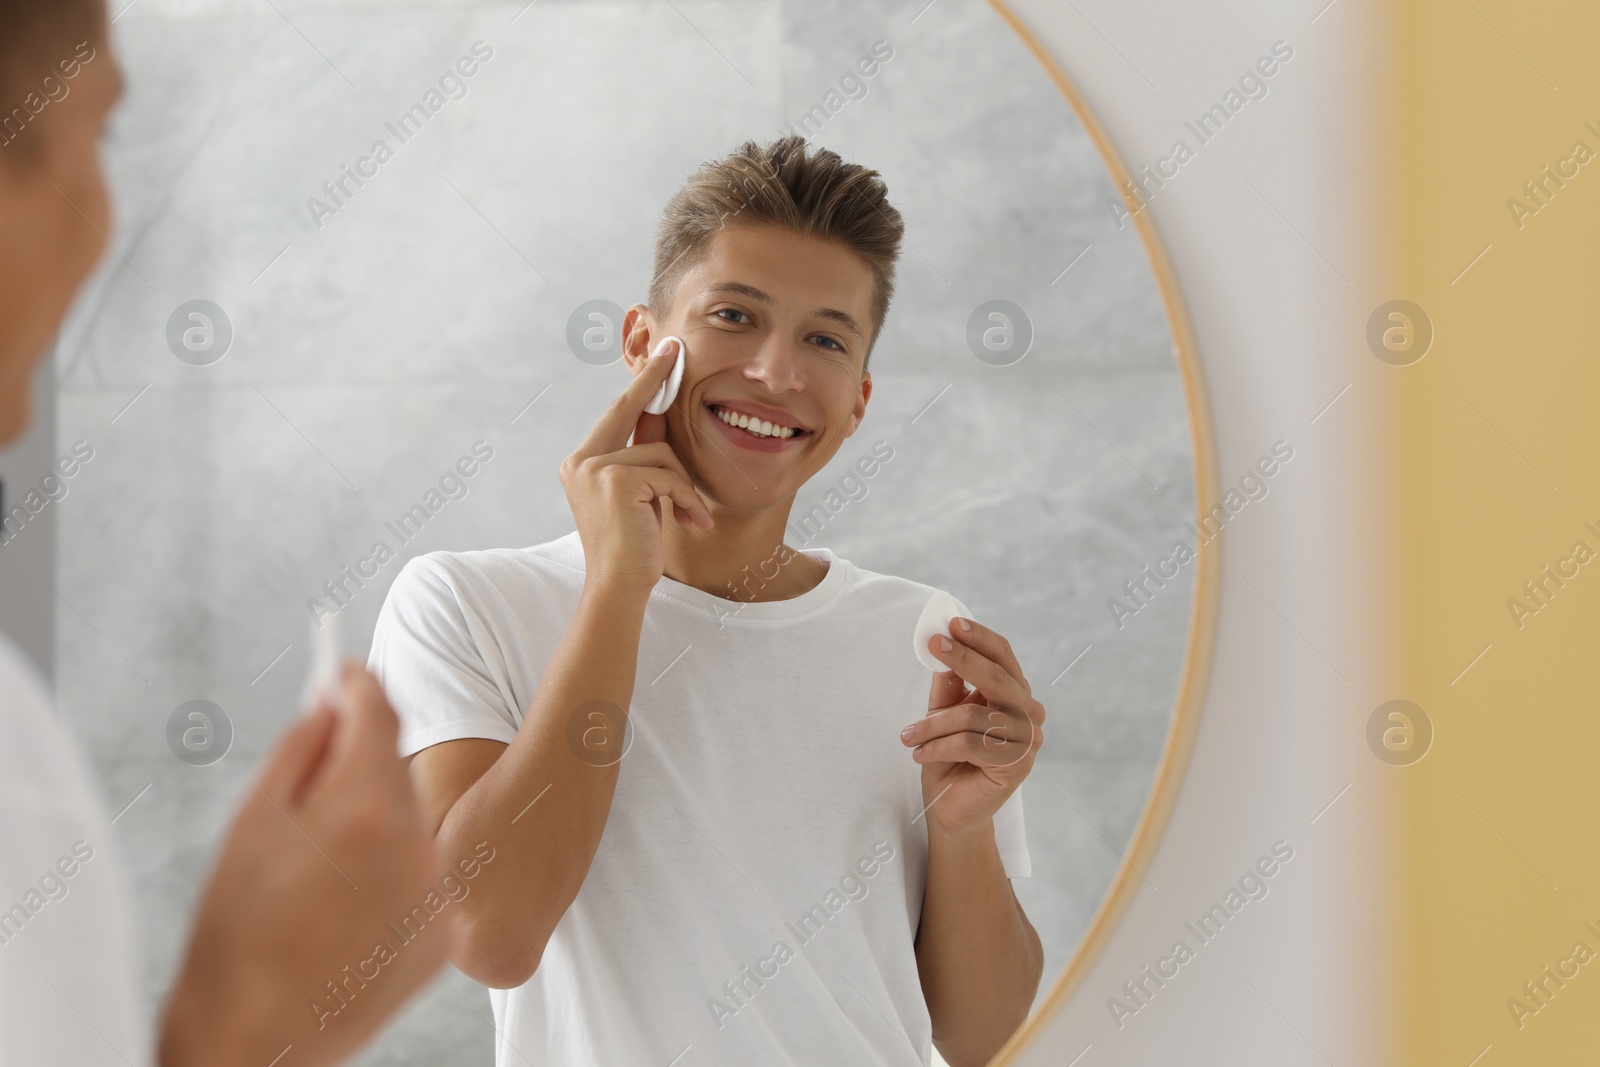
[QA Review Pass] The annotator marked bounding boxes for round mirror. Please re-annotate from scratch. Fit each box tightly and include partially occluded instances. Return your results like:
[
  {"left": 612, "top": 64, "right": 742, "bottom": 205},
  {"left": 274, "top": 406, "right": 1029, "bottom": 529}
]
[{"left": 58, "top": 0, "right": 1212, "bottom": 1062}]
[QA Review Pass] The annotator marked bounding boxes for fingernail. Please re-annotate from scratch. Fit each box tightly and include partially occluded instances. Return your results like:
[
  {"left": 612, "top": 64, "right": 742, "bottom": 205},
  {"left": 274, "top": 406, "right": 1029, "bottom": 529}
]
[
  {"left": 954, "top": 617, "right": 971, "bottom": 633},
  {"left": 936, "top": 635, "right": 953, "bottom": 653},
  {"left": 900, "top": 725, "right": 916, "bottom": 742}
]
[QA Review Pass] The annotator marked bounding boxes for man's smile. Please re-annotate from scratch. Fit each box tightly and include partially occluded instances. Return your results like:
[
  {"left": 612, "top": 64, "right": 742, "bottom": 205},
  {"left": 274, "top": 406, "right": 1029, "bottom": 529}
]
[{"left": 703, "top": 399, "right": 813, "bottom": 451}]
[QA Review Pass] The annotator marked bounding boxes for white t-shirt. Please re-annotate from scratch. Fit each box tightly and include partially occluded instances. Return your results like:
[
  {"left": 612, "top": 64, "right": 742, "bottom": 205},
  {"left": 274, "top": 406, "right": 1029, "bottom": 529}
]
[
  {"left": 368, "top": 531, "right": 1030, "bottom": 1066},
  {"left": 0, "top": 635, "right": 150, "bottom": 1067}
]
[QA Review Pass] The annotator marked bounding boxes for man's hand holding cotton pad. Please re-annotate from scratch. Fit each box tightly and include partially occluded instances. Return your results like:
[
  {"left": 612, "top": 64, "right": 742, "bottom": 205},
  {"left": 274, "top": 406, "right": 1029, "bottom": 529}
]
[{"left": 913, "top": 590, "right": 974, "bottom": 672}]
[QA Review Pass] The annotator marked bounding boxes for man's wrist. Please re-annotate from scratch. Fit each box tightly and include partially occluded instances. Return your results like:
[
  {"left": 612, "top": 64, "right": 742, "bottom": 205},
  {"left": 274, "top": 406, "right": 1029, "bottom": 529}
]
[
  {"left": 580, "top": 574, "right": 653, "bottom": 613},
  {"left": 926, "top": 809, "right": 998, "bottom": 853},
  {"left": 158, "top": 959, "right": 274, "bottom": 1067},
  {"left": 157, "top": 979, "right": 218, "bottom": 1067}
]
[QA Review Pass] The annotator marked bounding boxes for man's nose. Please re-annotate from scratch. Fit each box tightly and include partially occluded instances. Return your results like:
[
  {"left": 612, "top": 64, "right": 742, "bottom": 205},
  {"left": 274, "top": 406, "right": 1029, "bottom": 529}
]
[{"left": 742, "top": 338, "right": 806, "bottom": 391}]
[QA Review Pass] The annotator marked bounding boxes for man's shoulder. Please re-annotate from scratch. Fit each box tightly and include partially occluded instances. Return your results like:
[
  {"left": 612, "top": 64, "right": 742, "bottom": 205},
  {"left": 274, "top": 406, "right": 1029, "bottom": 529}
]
[
  {"left": 823, "top": 552, "right": 955, "bottom": 618},
  {"left": 403, "top": 531, "right": 585, "bottom": 579},
  {"left": 0, "top": 633, "right": 110, "bottom": 822},
  {"left": 383, "top": 532, "right": 585, "bottom": 615}
]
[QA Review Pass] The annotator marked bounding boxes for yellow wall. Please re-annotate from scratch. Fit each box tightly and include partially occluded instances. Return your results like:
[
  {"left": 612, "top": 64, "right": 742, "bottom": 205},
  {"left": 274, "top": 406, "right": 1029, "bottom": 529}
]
[{"left": 1400, "top": 0, "right": 1600, "bottom": 1061}]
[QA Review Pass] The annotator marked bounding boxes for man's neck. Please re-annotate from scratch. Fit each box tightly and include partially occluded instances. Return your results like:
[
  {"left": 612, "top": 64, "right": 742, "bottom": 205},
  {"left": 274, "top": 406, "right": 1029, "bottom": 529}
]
[{"left": 658, "top": 504, "right": 826, "bottom": 603}]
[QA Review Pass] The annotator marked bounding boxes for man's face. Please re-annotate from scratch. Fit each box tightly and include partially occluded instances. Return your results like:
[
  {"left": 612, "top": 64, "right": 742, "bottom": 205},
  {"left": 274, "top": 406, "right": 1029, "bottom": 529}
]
[
  {"left": 626, "top": 222, "right": 877, "bottom": 513},
  {"left": 0, "top": 12, "right": 122, "bottom": 446}
]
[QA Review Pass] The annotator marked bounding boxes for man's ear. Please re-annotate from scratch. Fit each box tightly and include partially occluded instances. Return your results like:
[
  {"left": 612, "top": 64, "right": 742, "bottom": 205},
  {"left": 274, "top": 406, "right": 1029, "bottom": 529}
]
[
  {"left": 620, "top": 303, "right": 655, "bottom": 377},
  {"left": 845, "top": 370, "right": 872, "bottom": 438}
]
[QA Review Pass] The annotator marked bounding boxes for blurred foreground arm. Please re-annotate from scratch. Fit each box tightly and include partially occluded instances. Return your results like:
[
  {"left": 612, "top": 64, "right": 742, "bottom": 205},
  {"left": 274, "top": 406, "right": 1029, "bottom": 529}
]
[{"left": 157, "top": 663, "right": 451, "bottom": 1067}]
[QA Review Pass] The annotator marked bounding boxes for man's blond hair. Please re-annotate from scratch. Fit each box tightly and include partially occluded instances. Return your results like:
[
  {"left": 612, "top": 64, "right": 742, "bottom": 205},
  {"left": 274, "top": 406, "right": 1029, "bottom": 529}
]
[{"left": 648, "top": 135, "right": 905, "bottom": 368}]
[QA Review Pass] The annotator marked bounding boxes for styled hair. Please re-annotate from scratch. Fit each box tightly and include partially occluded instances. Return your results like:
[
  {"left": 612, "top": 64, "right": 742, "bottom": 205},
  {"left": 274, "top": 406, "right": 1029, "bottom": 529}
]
[
  {"left": 647, "top": 135, "right": 904, "bottom": 368},
  {"left": 0, "top": 0, "right": 104, "bottom": 166}
]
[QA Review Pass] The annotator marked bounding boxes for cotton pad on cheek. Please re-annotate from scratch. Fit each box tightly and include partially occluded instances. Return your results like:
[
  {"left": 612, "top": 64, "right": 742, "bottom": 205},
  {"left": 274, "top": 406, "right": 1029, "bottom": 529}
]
[
  {"left": 913, "top": 590, "right": 973, "bottom": 672},
  {"left": 644, "top": 336, "right": 686, "bottom": 415}
]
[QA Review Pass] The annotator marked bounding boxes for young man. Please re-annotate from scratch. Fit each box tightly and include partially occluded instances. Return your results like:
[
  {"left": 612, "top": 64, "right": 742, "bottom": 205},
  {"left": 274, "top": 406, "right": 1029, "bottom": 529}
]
[
  {"left": 370, "top": 135, "right": 1048, "bottom": 1066},
  {"left": 0, "top": 3, "right": 452, "bottom": 1064}
]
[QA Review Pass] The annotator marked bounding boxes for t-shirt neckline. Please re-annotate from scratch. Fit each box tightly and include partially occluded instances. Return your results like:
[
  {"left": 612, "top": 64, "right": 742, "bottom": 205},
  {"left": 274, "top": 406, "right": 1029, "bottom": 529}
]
[
  {"left": 651, "top": 543, "right": 847, "bottom": 621},
  {"left": 553, "top": 531, "right": 849, "bottom": 622}
]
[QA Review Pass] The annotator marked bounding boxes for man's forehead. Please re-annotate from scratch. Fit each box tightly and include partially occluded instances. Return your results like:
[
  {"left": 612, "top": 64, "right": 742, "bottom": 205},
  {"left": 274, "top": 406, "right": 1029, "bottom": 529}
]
[{"left": 682, "top": 226, "right": 872, "bottom": 314}]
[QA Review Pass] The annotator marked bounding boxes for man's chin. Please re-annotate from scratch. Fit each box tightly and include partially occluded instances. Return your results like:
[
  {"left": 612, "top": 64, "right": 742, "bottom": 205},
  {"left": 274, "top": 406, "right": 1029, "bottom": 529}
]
[{"left": 688, "top": 483, "right": 791, "bottom": 516}]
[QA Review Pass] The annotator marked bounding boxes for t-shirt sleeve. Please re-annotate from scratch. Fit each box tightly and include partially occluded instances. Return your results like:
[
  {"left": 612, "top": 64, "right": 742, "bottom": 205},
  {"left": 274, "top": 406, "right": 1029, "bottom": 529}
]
[
  {"left": 993, "top": 786, "right": 1032, "bottom": 878},
  {"left": 367, "top": 554, "right": 521, "bottom": 756}
]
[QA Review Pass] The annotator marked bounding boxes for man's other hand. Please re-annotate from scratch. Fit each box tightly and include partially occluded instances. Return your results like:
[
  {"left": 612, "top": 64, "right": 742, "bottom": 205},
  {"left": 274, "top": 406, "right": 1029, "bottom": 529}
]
[{"left": 158, "top": 663, "right": 453, "bottom": 1067}]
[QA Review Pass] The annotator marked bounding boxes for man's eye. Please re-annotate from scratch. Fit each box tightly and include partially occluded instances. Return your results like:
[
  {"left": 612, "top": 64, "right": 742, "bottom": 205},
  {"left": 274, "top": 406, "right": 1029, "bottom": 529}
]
[
  {"left": 812, "top": 336, "right": 844, "bottom": 352},
  {"left": 715, "top": 309, "right": 749, "bottom": 324}
]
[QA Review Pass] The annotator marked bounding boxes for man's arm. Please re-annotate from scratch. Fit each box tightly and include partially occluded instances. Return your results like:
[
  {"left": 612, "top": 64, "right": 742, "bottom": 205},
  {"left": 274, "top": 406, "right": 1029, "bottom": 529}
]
[
  {"left": 159, "top": 665, "right": 452, "bottom": 1067},
  {"left": 403, "top": 339, "right": 713, "bottom": 989},
  {"left": 915, "top": 820, "right": 1043, "bottom": 1067},
  {"left": 407, "top": 580, "right": 649, "bottom": 988},
  {"left": 900, "top": 616, "right": 1049, "bottom": 1066}
]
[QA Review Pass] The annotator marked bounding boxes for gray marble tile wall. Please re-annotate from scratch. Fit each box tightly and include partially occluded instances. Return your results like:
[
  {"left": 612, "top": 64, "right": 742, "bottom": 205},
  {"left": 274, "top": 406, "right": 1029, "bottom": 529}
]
[{"left": 53, "top": 0, "right": 1196, "bottom": 1061}]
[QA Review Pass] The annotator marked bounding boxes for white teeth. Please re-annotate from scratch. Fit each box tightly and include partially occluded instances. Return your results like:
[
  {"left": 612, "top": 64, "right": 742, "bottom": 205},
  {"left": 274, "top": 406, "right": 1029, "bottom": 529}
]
[{"left": 713, "top": 405, "right": 798, "bottom": 439}]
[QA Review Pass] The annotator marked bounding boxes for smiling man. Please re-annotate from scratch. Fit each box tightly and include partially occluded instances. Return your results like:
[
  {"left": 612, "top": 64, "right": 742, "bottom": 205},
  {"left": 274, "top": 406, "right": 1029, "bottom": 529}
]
[{"left": 369, "top": 135, "right": 1047, "bottom": 1066}]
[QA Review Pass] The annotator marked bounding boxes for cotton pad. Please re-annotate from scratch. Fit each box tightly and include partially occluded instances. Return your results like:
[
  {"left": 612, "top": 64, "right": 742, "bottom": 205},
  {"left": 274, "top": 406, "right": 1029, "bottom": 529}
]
[
  {"left": 644, "top": 336, "right": 686, "bottom": 415},
  {"left": 912, "top": 590, "right": 973, "bottom": 672},
  {"left": 300, "top": 613, "right": 343, "bottom": 714}
]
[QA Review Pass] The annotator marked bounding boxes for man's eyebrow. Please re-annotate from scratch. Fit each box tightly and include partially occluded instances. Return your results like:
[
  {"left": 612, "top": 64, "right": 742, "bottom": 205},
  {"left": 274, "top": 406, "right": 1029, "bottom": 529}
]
[
  {"left": 703, "top": 282, "right": 866, "bottom": 341},
  {"left": 705, "top": 282, "right": 771, "bottom": 303},
  {"left": 812, "top": 306, "right": 866, "bottom": 341}
]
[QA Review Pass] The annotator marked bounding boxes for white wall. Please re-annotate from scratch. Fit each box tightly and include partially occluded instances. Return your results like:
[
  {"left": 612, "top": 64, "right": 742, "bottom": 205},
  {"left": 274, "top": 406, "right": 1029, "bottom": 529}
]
[{"left": 1000, "top": 0, "right": 1399, "bottom": 1063}]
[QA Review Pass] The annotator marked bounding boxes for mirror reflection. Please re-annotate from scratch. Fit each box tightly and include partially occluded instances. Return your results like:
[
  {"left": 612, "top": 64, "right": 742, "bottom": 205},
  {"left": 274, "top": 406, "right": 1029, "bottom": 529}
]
[{"left": 44, "top": 1, "right": 1198, "bottom": 1064}]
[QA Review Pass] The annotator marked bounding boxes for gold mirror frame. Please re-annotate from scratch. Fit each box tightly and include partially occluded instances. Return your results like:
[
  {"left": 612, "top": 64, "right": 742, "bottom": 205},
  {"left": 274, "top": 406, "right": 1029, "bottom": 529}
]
[{"left": 981, "top": 3, "right": 1220, "bottom": 1062}]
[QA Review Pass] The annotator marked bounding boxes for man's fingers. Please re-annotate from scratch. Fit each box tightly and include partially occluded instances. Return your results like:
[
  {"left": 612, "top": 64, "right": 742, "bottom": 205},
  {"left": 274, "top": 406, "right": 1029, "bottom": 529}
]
[
  {"left": 625, "top": 440, "right": 693, "bottom": 483},
  {"left": 910, "top": 728, "right": 1034, "bottom": 770},
  {"left": 632, "top": 408, "right": 669, "bottom": 448},
  {"left": 927, "top": 666, "right": 966, "bottom": 713},
  {"left": 928, "top": 630, "right": 1021, "bottom": 707},
  {"left": 308, "top": 663, "right": 403, "bottom": 795},
  {"left": 615, "top": 465, "right": 715, "bottom": 529},
  {"left": 592, "top": 441, "right": 716, "bottom": 527},
  {"left": 903, "top": 703, "right": 1030, "bottom": 749},
  {"left": 574, "top": 338, "right": 681, "bottom": 460},
  {"left": 947, "top": 618, "right": 1032, "bottom": 697},
  {"left": 254, "top": 703, "right": 339, "bottom": 809},
  {"left": 668, "top": 496, "right": 700, "bottom": 527}
]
